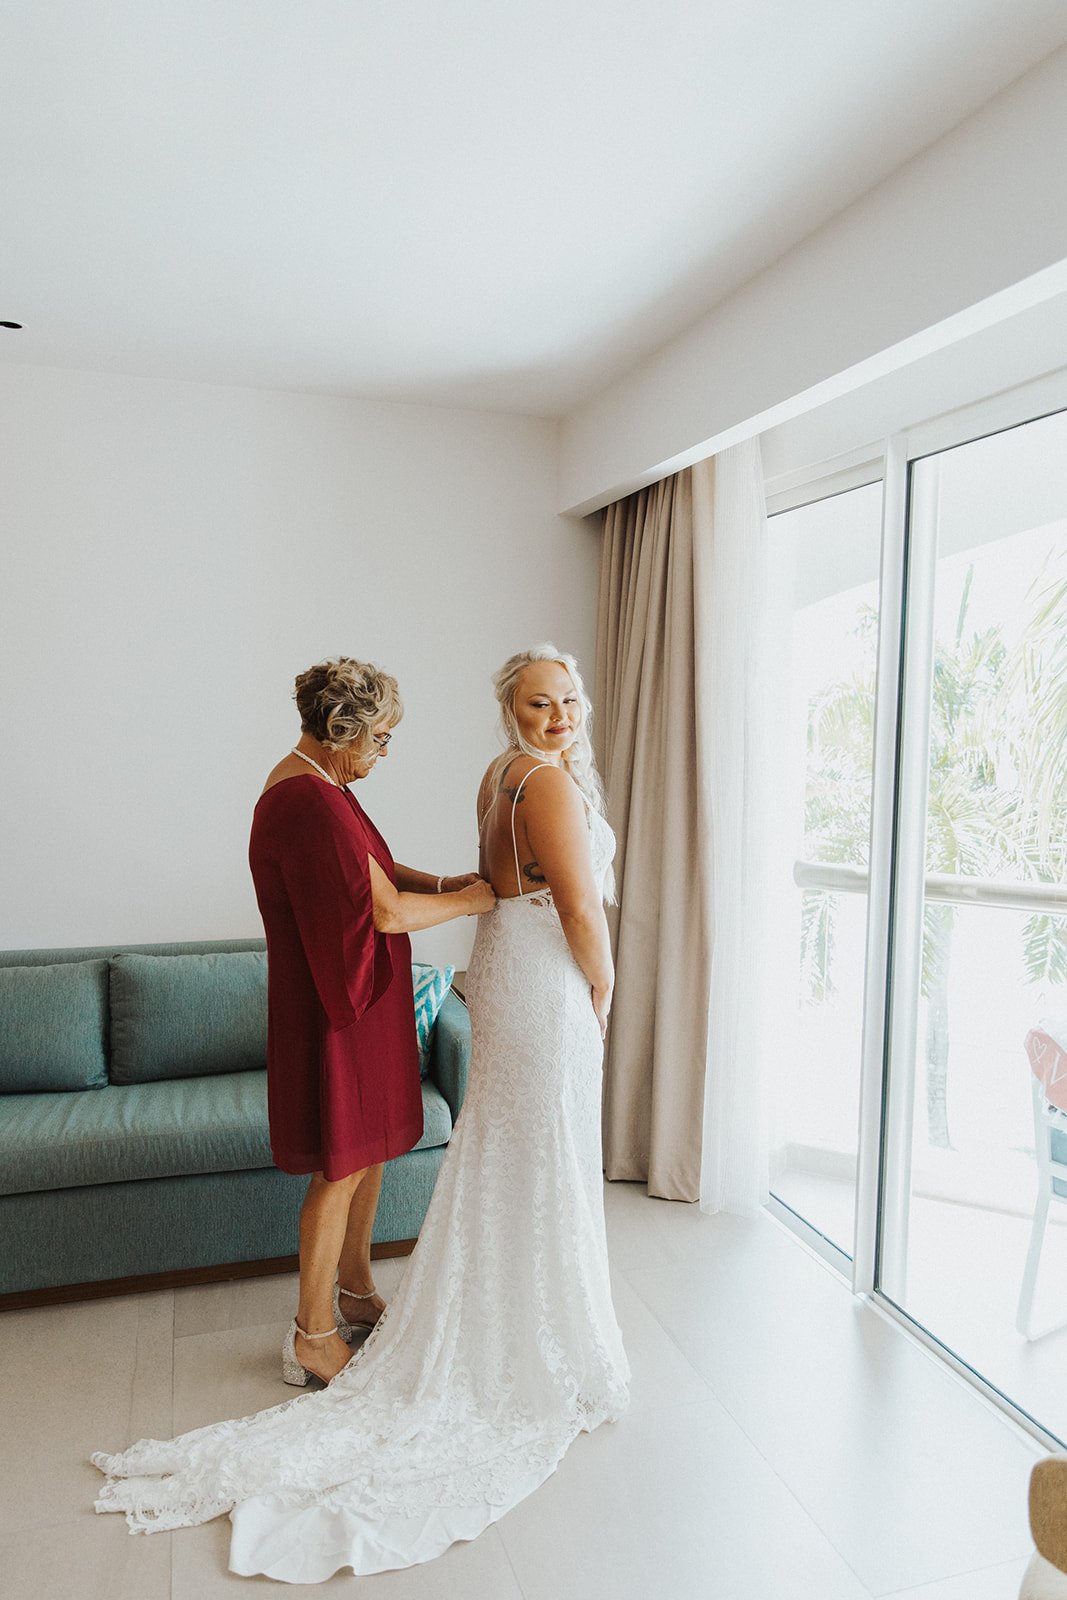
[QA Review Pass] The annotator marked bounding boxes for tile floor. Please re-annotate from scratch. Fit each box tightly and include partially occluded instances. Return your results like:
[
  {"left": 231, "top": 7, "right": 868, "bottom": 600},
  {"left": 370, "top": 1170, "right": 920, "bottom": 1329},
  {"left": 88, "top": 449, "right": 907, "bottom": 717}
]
[
  {"left": 777, "top": 1165, "right": 1067, "bottom": 1444},
  {"left": 0, "top": 1183, "right": 1043, "bottom": 1599}
]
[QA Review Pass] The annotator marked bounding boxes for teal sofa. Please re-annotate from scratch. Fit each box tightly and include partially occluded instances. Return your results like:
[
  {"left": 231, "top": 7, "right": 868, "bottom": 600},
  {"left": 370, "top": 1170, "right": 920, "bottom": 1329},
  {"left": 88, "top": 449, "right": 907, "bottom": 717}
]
[{"left": 0, "top": 938, "right": 470, "bottom": 1303}]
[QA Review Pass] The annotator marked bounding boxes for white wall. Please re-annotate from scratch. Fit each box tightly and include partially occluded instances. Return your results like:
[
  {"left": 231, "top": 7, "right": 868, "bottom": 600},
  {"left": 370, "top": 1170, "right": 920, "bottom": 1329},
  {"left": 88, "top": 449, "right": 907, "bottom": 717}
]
[
  {"left": 559, "top": 44, "right": 1067, "bottom": 514},
  {"left": 0, "top": 364, "right": 597, "bottom": 963}
]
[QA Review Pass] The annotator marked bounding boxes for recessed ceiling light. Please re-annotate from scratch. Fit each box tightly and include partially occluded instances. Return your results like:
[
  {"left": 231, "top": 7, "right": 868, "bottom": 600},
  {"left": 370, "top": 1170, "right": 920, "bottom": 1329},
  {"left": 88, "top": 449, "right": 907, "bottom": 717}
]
[{"left": 0, "top": 321, "right": 22, "bottom": 330}]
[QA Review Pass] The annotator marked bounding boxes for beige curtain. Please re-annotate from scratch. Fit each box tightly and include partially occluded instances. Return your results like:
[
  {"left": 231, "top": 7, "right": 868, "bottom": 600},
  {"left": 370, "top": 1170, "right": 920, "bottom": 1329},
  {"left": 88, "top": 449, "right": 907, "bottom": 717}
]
[
  {"left": 597, "top": 442, "right": 769, "bottom": 1206},
  {"left": 596, "top": 461, "right": 715, "bottom": 1201}
]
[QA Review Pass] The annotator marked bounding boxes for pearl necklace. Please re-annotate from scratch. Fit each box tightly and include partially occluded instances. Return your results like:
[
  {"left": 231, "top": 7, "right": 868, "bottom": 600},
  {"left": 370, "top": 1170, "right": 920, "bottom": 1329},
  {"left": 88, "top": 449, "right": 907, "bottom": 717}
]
[{"left": 290, "top": 748, "right": 340, "bottom": 786}]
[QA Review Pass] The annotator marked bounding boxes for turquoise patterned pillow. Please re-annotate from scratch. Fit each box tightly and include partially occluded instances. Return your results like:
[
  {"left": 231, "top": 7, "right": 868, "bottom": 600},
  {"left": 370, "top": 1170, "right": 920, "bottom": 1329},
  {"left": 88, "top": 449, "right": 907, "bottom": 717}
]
[{"left": 412, "top": 964, "right": 455, "bottom": 1078}]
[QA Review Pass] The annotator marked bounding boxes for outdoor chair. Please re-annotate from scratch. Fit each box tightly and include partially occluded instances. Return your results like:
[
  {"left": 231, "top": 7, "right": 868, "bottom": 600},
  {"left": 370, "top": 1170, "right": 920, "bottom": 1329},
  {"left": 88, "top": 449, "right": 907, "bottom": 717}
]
[{"left": 1017, "top": 1024, "right": 1067, "bottom": 1341}]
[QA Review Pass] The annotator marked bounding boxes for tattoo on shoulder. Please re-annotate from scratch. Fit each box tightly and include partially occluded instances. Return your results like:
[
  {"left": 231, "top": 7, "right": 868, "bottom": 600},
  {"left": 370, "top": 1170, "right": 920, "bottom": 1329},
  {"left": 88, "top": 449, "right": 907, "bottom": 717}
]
[
  {"left": 522, "top": 860, "right": 546, "bottom": 884},
  {"left": 501, "top": 781, "right": 525, "bottom": 804}
]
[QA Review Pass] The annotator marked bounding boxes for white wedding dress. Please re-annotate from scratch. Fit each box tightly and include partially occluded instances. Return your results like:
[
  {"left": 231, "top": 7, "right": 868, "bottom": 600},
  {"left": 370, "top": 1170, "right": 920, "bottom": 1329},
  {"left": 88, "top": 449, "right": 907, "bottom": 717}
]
[{"left": 92, "top": 796, "right": 629, "bottom": 1584}]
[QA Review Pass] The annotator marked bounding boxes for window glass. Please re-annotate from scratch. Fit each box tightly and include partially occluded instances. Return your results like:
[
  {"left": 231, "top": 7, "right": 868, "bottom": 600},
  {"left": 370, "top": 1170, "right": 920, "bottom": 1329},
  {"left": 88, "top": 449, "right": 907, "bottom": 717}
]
[
  {"left": 767, "top": 482, "right": 883, "bottom": 1257},
  {"left": 880, "top": 409, "right": 1067, "bottom": 1442}
]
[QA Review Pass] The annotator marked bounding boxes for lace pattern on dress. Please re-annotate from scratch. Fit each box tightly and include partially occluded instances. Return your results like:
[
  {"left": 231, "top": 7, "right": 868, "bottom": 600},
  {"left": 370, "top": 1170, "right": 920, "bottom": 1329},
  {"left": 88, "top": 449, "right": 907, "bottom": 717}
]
[{"left": 92, "top": 796, "right": 628, "bottom": 1578}]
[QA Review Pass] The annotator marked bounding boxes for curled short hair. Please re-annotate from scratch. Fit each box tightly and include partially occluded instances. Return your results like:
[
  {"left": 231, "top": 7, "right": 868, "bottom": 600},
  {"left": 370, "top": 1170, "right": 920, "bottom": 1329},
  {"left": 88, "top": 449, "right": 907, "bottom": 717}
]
[{"left": 293, "top": 658, "right": 402, "bottom": 753}]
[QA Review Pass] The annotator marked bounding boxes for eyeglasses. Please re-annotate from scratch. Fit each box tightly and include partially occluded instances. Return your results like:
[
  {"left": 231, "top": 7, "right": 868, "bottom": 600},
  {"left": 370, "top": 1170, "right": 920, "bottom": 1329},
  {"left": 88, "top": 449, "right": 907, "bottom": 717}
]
[{"left": 371, "top": 732, "right": 392, "bottom": 751}]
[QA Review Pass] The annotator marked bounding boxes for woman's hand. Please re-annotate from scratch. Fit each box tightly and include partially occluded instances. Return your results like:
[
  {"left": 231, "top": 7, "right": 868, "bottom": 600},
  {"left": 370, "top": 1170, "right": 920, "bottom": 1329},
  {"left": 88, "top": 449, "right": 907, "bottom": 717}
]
[
  {"left": 439, "top": 872, "right": 480, "bottom": 894},
  {"left": 592, "top": 983, "right": 613, "bottom": 1040},
  {"left": 460, "top": 878, "right": 496, "bottom": 916},
  {"left": 371, "top": 861, "right": 494, "bottom": 933}
]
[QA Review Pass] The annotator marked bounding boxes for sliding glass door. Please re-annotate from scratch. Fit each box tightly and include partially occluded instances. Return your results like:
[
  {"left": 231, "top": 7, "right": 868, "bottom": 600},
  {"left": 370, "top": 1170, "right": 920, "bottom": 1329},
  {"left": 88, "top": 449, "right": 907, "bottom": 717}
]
[
  {"left": 765, "top": 482, "right": 883, "bottom": 1259},
  {"left": 765, "top": 404, "right": 1067, "bottom": 1443},
  {"left": 878, "top": 409, "right": 1067, "bottom": 1444}
]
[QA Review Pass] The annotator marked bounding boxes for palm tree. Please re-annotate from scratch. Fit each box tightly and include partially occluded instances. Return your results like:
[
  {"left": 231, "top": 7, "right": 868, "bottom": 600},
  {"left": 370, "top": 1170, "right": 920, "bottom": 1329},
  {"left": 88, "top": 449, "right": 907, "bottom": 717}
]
[{"left": 801, "top": 569, "right": 1067, "bottom": 1149}]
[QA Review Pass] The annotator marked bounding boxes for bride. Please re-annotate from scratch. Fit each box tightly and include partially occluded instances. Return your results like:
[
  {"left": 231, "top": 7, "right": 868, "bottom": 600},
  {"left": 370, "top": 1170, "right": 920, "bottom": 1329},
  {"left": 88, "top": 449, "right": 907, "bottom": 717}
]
[{"left": 92, "top": 644, "right": 630, "bottom": 1584}]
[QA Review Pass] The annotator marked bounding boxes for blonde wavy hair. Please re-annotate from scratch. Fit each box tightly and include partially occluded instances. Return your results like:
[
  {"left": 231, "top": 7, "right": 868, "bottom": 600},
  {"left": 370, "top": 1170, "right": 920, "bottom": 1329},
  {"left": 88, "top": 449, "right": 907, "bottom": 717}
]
[
  {"left": 293, "top": 657, "right": 402, "bottom": 754},
  {"left": 492, "top": 644, "right": 607, "bottom": 818}
]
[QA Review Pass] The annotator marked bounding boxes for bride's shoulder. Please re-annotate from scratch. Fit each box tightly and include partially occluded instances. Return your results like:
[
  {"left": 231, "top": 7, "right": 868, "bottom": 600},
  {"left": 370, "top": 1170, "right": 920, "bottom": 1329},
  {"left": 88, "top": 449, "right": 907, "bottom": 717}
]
[
  {"left": 502, "top": 756, "right": 568, "bottom": 792},
  {"left": 480, "top": 752, "right": 547, "bottom": 792},
  {"left": 476, "top": 754, "right": 516, "bottom": 828},
  {"left": 478, "top": 754, "right": 571, "bottom": 817},
  {"left": 476, "top": 754, "right": 509, "bottom": 805},
  {"left": 510, "top": 764, "right": 583, "bottom": 827}
]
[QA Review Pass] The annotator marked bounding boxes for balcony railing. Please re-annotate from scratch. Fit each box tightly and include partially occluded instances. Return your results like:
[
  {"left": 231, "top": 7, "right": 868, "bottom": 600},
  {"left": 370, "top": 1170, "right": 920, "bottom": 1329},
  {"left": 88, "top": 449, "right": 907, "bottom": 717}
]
[{"left": 793, "top": 861, "right": 1067, "bottom": 916}]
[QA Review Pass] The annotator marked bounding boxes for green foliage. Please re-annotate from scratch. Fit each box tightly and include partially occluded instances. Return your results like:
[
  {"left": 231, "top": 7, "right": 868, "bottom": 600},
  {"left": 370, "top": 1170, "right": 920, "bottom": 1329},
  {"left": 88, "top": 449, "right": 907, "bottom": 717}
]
[
  {"left": 1022, "top": 914, "right": 1067, "bottom": 988},
  {"left": 800, "top": 569, "right": 1067, "bottom": 1004},
  {"left": 921, "top": 902, "right": 956, "bottom": 1001},
  {"left": 800, "top": 891, "right": 837, "bottom": 1001},
  {"left": 803, "top": 605, "right": 877, "bottom": 875}
]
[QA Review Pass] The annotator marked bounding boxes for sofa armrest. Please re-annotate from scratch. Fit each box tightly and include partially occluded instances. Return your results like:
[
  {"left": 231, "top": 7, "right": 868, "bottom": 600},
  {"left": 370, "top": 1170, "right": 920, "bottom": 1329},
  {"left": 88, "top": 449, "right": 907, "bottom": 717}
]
[{"left": 428, "top": 989, "right": 470, "bottom": 1125}]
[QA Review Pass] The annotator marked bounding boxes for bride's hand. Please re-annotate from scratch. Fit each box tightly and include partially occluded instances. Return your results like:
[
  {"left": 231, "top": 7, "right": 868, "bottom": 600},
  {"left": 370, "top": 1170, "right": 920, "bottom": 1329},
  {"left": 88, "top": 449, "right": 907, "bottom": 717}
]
[
  {"left": 592, "top": 984, "right": 613, "bottom": 1040},
  {"left": 460, "top": 878, "right": 496, "bottom": 915}
]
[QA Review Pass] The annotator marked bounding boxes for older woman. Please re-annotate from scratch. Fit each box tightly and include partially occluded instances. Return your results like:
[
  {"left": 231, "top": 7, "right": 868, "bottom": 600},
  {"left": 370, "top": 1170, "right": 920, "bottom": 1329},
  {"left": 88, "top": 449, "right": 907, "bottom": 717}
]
[{"left": 249, "top": 657, "right": 494, "bottom": 1386}]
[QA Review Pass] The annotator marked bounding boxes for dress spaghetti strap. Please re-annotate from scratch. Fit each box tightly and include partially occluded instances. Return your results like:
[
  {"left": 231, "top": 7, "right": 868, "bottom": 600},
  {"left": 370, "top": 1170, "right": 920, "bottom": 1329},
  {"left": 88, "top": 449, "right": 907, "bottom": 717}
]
[{"left": 510, "top": 762, "right": 554, "bottom": 898}]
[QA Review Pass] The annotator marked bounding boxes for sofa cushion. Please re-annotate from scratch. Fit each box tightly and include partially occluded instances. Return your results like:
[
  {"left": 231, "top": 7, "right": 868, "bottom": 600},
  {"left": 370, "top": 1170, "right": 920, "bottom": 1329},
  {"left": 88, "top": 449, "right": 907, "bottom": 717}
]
[
  {"left": 109, "top": 950, "right": 268, "bottom": 1084},
  {"left": 412, "top": 963, "right": 455, "bottom": 1077},
  {"left": 413, "top": 1078, "right": 453, "bottom": 1152},
  {"left": 0, "top": 960, "right": 109, "bottom": 1094},
  {"left": 0, "top": 1073, "right": 454, "bottom": 1196}
]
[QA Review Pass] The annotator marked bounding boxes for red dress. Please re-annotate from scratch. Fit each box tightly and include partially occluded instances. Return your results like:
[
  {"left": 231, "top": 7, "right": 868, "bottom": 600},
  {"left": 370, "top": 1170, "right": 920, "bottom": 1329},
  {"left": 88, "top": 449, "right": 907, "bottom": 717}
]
[{"left": 248, "top": 776, "right": 423, "bottom": 1181}]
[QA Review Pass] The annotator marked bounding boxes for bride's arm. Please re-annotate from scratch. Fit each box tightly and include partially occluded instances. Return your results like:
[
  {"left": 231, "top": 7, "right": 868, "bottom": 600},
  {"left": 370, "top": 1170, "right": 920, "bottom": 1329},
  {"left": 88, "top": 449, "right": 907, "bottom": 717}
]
[{"left": 521, "top": 767, "right": 614, "bottom": 1036}]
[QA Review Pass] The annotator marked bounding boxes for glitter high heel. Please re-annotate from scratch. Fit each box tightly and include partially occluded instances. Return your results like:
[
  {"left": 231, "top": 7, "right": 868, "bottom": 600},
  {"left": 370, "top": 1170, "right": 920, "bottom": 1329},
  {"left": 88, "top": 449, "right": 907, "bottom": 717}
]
[
  {"left": 335, "top": 1284, "right": 384, "bottom": 1342},
  {"left": 281, "top": 1320, "right": 348, "bottom": 1386}
]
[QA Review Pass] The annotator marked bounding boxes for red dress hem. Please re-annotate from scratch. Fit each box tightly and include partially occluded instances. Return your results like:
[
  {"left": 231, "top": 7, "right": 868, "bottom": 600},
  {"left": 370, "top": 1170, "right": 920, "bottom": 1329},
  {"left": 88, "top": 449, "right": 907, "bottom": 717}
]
[{"left": 271, "top": 1115, "right": 426, "bottom": 1183}]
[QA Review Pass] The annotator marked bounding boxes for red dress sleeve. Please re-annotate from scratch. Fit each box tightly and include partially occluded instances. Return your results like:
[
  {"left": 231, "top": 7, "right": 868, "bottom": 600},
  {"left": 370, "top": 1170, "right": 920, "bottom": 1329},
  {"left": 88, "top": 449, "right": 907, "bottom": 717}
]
[{"left": 278, "top": 790, "right": 394, "bottom": 1032}]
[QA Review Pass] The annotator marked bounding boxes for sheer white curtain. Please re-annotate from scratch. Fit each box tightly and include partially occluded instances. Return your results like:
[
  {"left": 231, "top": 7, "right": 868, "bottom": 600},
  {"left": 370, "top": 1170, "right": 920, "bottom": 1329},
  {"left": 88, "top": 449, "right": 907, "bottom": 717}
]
[{"left": 697, "top": 439, "right": 774, "bottom": 1217}]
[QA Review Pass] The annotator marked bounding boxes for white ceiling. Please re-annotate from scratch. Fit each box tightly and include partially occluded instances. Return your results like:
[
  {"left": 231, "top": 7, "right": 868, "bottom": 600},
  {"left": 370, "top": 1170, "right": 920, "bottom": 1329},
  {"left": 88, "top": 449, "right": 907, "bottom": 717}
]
[{"left": 3, "top": 1, "right": 1067, "bottom": 417}]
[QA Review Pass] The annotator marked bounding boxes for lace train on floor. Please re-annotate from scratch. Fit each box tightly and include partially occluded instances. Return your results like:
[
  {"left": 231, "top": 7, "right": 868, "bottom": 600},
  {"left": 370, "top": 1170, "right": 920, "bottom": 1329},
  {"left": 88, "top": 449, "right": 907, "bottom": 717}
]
[{"left": 93, "top": 809, "right": 629, "bottom": 1582}]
